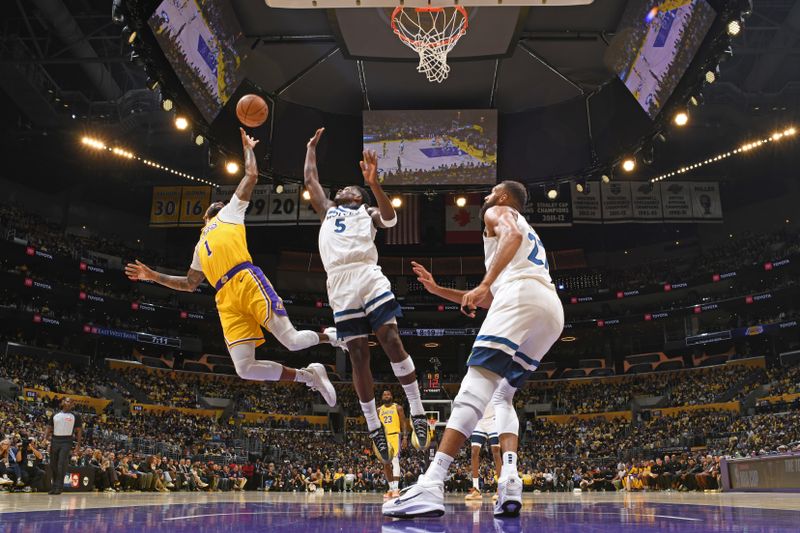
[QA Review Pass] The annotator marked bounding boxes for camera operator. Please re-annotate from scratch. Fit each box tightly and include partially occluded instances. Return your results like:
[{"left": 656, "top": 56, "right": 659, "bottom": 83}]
[
  {"left": 19, "top": 435, "right": 45, "bottom": 492},
  {"left": 44, "top": 397, "right": 83, "bottom": 495}
]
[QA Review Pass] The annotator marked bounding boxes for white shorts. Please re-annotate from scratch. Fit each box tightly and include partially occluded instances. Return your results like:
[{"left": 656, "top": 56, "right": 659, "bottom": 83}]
[
  {"left": 471, "top": 412, "right": 499, "bottom": 447},
  {"left": 326, "top": 264, "right": 402, "bottom": 340},
  {"left": 468, "top": 278, "right": 564, "bottom": 388}
]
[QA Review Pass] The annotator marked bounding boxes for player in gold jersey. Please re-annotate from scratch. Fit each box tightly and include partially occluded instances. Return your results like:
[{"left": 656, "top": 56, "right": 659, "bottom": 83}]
[
  {"left": 378, "top": 389, "right": 407, "bottom": 499},
  {"left": 125, "top": 129, "right": 342, "bottom": 405}
]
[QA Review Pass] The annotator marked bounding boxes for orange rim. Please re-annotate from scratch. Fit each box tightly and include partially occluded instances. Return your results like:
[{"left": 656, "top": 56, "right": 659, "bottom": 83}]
[{"left": 391, "top": 6, "right": 469, "bottom": 49}]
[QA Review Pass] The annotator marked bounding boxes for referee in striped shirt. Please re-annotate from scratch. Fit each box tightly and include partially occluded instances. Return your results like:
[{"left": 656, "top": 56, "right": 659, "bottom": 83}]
[{"left": 44, "top": 398, "right": 82, "bottom": 495}]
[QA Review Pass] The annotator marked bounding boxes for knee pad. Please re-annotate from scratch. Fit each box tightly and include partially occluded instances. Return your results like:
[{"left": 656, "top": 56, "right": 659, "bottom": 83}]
[
  {"left": 491, "top": 378, "right": 519, "bottom": 436},
  {"left": 270, "top": 315, "right": 319, "bottom": 352},
  {"left": 446, "top": 367, "right": 500, "bottom": 438}
]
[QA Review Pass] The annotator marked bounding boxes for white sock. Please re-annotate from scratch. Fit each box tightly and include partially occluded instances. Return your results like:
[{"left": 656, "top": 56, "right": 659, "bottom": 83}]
[
  {"left": 425, "top": 452, "right": 453, "bottom": 483},
  {"left": 472, "top": 477, "right": 480, "bottom": 490},
  {"left": 401, "top": 381, "right": 425, "bottom": 416},
  {"left": 390, "top": 480, "right": 399, "bottom": 491},
  {"left": 501, "top": 452, "right": 518, "bottom": 479},
  {"left": 294, "top": 368, "right": 313, "bottom": 385},
  {"left": 360, "top": 399, "right": 381, "bottom": 431}
]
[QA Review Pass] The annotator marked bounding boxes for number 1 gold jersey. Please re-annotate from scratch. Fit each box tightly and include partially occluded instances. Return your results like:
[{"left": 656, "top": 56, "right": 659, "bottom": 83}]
[{"left": 192, "top": 196, "right": 253, "bottom": 288}]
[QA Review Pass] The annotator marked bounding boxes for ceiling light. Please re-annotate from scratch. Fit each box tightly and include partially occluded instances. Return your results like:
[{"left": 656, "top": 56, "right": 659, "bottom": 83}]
[
  {"left": 455, "top": 196, "right": 467, "bottom": 207},
  {"left": 560, "top": 336, "right": 576, "bottom": 342},
  {"left": 274, "top": 184, "right": 284, "bottom": 194},
  {"left": 174, "top": 116, "right": 188, "bottom": 130},
  {"left": 621, "top": 159, "right": 635, "bottom": 172},
  {"left": 302, "top": 189, "right": 311, "bottom": 201},
  {"left": 674, "top": 112, "right": 689, "bottom": 126},
  {"left": 225, "top": 161, "right": 239, "bottom": 174},
  {"left": 162, "top": 98, "right": 173, "bottom": 112},
  {"left": 601, "top": 174, "right": 610, "bottom": 184},
  {"left": 391, "top": 196, "right": 403, "bottom": 208},
  {"left": 128, "top": 30, "right": 137, "bottom": 45},
  {"left": 575, "top": 182, "right": 584, "bottom": 193},
  {"left": 546, "top": 188, "right": 558, "bottom": 200},
  {"left": 705, "top": 70, "right": 716, "bottom": 84},
  {"left": 727, "top": 20, "right": 741, "bottom": 36},
  {"left": 194, "top": 134, "right": 204, "bottom": 146},
  {"left": 424, "top": 342, "right": 440, "bottom": 348}
]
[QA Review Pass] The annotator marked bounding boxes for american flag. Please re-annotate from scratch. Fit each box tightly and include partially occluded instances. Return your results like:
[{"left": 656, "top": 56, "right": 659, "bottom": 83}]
[{"left": 385, "top": 194, "right": 421, "bottom": 245}]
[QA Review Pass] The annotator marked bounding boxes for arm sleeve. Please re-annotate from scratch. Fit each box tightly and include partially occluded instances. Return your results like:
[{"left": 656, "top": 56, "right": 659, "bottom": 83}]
[
  {"left": 190, "top": 249, "right": 202, "bottom": 271},
  {"left": 217, "top": 194, "right": 248, "bottom": 225}
]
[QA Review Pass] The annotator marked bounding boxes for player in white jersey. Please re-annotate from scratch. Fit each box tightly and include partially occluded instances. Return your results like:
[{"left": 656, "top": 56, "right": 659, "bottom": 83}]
[
  {"left": 384, "top": 181, "right": 564, "bottom": 519},
  {"left": 465, "top": 403, "right": 502, "bottom": 501},
  {"left": 304, "top": 128, "right": 430, "bottom": 463}
]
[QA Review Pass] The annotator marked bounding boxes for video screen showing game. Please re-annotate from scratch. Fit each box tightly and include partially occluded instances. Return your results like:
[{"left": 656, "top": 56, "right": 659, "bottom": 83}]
[
  {"left": 148, "top": 0, "right": 245, "bottom": 123},
  {"left": 363, "top": 110, "right": 497, "bottom": 186},
  {"left": 614, "top": 0, "right": 716, "bottom": 119}
]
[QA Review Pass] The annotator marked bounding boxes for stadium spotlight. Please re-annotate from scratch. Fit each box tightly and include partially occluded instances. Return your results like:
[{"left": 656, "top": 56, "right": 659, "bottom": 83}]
[
  {"left": 621, "top": 159, "right": 636, "bottom": 172},
  {"left": 162, "top": 98, "right": 173, "bottom": 112},
  {"left": 705, "top": 69, "right": 716, "bottom": 84},
  {"left": 785, "top": 127, "right": 796, "bottom": 136},
  {"left": 673, "top": 111, "right": 689, "bottom": 126},
  {"left": 575, "top": 180, "right": 585, "bottom": 193},
  {"left": 174, "top": 116, "right": 188, "bottom": 130},
  {"left": 225, "top": 161, "right": 239, "bottom": 175},
  {"left": 601, "top": 174, "right": 611, "bottom": 184},
  {"left": 274, "top": 183, "right": 284, "bottom": 194},
  {"left": 391, "top": 196, "right": 403, "bottom": 208},
  {"left": 302, "top": 189, "right": 311, "bottom": 201},
  {"left": 455, "top": 196, "right": 467, "bottom": 208},
  {"left": 546, "top": 187, "right": 558, "bottom": 200},
  {"left": 727, "top": 19, "right": 741, "bottom": 36},
  {"left": 194, "top": 134, "right": 204, "bottom": 146}
]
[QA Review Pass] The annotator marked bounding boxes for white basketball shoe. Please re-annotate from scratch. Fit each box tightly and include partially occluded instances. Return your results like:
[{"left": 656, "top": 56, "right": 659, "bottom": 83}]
[
  {"left": 304, "top": 362, "right": 336, "bottom": 407},
  {"left": 493, "top": 475, "right": 523, "bottom": 517},
  {"left": 382, "top": 475, "right": 445, "bottom": 518}
]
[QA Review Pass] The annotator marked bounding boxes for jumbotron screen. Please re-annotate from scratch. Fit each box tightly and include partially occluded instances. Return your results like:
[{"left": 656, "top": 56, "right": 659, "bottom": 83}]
[
  {"left": 363, "top": 110, "right": 497, "bottom": 186},
  {"left": 148, "top": 0, "right": 245, "bottom": 123},
  {"left": 614, "top": 0, "right": 716, "bottom": 119}
]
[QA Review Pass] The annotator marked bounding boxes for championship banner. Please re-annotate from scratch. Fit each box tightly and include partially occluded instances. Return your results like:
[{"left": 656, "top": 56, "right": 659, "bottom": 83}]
[
  {"left": 179, "top": 186, "right": 211, "bottom": 226},
  {"left": 661, "top": 182, "right": 693, "bottom": 220},
  {"left": 149, "top": 187, "right": 181, "bottom": 227},
  {"left": 631, "top": 182, "right": 663, "bottom": 221},
  {"left": 525, "top": 182, "right": 573, "bottom": 227},
  {"left": 601, "top": 181, "right": 633, "bottom": 222},
  {"left": 572, "top": 181, "right": 602, "bottom": 223},
  {"left": 267, "top": 184, "right": 300, "bottom": 223},
  {"left": 690, "top": 181, "right": 723, "bottom": 221},
  {"left": 298, "top": 186, "right": 329, "bottom": 224}
]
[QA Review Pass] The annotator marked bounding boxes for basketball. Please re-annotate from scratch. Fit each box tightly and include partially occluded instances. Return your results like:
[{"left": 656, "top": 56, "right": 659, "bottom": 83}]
[{"left": 236, "top": 94, "right": 268, "bottom": 128}]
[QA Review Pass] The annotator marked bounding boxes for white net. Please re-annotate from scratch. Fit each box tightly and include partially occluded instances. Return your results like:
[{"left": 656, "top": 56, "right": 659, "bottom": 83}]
[{"left": 391, "top": 7, "right": 468, "bottom": 83}]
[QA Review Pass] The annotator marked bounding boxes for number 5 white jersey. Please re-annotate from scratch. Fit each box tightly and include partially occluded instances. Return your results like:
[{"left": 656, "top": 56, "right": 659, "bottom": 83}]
[
  {"left": 319, "top": 204, "right": 379, "bottom": 273},
  {"left": 483, "top": 209, "right": 554, "bottom": 294}
]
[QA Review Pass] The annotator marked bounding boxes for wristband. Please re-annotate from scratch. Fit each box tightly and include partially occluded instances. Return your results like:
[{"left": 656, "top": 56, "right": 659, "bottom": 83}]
[{"left": 380, "top": 214, "right": 398, "bottom": 227}]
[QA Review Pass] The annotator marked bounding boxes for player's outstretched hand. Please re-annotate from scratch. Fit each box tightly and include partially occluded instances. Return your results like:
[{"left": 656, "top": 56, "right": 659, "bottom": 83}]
[
  {"left": 411, "top": 261, "right": 438, "bottom": 293},
  {"left": 240, "top": 127, "right": 259, "bottom": 150},
  {"left": 125, "top": 260, "right": 155, "bottom": 282},
  {"left": 307, "top": 127, "right": 324, "bottom": 149},
  {"left": 461, "top": 283, "right": 490, "bottom": 318},
  {"left": 360, "top": 149, "right": 379, "bottom": 186}
]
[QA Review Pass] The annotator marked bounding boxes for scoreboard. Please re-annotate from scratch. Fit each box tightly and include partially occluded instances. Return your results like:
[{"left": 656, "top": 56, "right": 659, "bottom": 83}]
[{"left": 423, "top": 371, "right": 442, "bottom": 397}]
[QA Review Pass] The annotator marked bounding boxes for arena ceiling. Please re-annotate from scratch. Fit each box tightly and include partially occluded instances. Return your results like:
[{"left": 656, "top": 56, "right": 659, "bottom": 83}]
[{"left": 0, "top": 0, "right": 799, "bottom": 196}]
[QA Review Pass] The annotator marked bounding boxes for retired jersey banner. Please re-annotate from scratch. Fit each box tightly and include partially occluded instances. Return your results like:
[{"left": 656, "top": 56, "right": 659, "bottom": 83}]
[
  {"left": 524, "top": 182, "right": 573, "bottom": 227},
  {"left": 690, "top": 182, "right": 723, "bottom": 221},
  {"left": 245, "top": 185, "right": 270, "bottom": 225},
  {"left": 178, "top": 186, "right": 211, "bottom": 227},
  {"left": 149, "top": 187, "right": 181, "bottom": 227},
  {"left": 572, "top": 181, "right": 602, "bottom": 223},
  {"left": 267, "top": 184, "right": 300, "bottom": 223},
  {"left": 601, "top": 181, "right": 633, "bottom": 222},
  {"left": 632, "top": 182, "right": 663, "bottom": 221},
  {"left": 661, "top": 182, "right": 693, "bottom": 220}
]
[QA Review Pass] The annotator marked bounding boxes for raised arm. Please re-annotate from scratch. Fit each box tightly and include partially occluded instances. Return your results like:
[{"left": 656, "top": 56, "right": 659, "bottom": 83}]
[
  {"left": 304, "top": 128, "right": 335, "bottom": 220},
  {"left": 410, "top": 261, "right": 493, "bottom": 308},
  {"left": 125, "top": 260, "right": 205, "bottom": 292},
  {"left": 361, "top": 149, "right": 396, "bottom": 229},
  {"left": 461, "top": 205, "right": 522, "bottom": 317},
  {"left": 234, "top": 128, "right": 260, "bottom": 202}
]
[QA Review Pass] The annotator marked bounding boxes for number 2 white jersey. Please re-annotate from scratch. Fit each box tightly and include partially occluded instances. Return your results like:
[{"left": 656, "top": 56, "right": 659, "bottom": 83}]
[
  {"left": 483, "top": 210, "right": 554, "bottom": 294},
  {"left": 318, "top": 204, "right": 378, "bottom": 273}
]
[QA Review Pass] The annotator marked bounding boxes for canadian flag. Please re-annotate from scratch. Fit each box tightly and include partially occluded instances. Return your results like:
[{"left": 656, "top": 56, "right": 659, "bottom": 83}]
[{"left": 445, "top": 193, "right": 482, "bottom": 244}]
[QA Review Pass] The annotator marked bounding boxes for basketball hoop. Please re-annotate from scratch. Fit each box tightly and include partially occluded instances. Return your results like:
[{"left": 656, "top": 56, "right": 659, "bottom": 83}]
[{"left": 391, "top": 6, "right": 469, "bottom": 83}]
